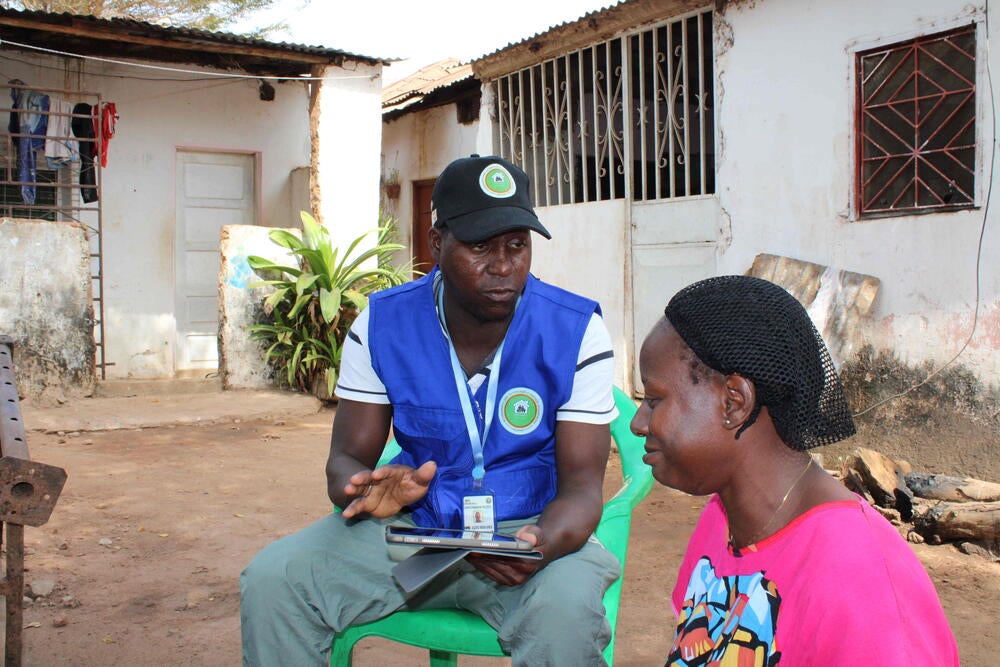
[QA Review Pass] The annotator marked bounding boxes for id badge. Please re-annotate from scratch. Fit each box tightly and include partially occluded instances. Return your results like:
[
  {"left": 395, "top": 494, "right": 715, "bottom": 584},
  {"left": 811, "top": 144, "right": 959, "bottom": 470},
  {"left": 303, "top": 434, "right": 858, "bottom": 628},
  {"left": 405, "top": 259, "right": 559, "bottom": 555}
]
[{"left": 463, "top": 490, "right": 496, "bottom": 532}]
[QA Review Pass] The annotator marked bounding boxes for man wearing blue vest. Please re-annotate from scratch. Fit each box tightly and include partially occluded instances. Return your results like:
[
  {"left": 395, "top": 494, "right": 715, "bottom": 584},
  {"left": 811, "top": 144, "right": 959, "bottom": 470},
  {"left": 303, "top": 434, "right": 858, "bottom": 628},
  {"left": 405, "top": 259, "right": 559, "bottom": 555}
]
[{"left": 241, "top": 155, "right": 620, "bottom": 666}]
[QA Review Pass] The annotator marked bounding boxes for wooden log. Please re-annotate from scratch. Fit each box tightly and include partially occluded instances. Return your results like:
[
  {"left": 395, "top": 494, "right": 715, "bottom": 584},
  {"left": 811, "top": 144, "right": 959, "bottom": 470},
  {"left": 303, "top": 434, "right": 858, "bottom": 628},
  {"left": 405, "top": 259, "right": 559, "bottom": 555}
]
[
  {"left": 905, "top": 473, "right": 1000, "bottom": 503},
  {"left": 913, "top": 500, "right": 1000, "bottom": 542},
  {"left": 845, "top": 448, "right": 912, "bottom": 513}
]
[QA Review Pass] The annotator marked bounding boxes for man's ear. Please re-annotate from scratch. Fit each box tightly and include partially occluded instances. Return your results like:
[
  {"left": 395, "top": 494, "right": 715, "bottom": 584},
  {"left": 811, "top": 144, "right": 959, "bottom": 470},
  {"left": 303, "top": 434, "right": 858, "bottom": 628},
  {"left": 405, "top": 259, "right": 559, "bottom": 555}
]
[
  {"left": 429, "top": 226, "right": 442, "bottom": 263},
  {"left": 722, "top": 374, "right": 756, "bottom": 432}
]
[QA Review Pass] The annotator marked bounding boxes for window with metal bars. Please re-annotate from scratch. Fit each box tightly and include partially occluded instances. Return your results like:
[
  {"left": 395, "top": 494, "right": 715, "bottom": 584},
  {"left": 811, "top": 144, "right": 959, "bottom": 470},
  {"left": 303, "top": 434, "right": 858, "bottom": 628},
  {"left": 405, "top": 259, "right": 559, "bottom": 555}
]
[
  {"left": 494, "top": 9, "right": 715, "bottom": 206},
  {"left": 857, "top": 25, "right": 977, "bottom": 217},
  {"left": 0, "top": 167, "right": 58, "bottom": 221}
]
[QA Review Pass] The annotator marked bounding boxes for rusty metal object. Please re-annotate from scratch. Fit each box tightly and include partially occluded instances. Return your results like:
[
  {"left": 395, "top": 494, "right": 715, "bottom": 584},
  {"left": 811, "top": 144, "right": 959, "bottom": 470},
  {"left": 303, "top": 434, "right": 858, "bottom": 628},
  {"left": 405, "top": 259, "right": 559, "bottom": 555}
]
[
  {"left": 0, "top": 457, "right": 66, "bottom": 527},
  {"left": 0, "top": 340, "right": 28, "bottom": 462},
  {"left": 0, "top": 337, "right": 67, "bottom": 666}
]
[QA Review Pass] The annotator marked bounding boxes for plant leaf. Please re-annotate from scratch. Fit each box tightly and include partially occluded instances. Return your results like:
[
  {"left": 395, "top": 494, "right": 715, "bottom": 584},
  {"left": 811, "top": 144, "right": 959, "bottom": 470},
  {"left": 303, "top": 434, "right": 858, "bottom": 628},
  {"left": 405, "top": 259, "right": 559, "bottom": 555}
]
[
  {"left": 319, "top": 287, "right": 342, "bottom": 324},
  {"left": 247, "top": 255, "right": 301, "bottom": 278},
  {"left": 326, "top": 367, "right": 337, "bottom": 397},
  {"left": 268, "top": 229, "right": 304, "bottom": 250},
  {"left": 287, "top": 292, "right": 311, "bottom": 319},
  {"left": 300, "top": 211, "right": 327, "bottom": 251},
  {"left": 343, "top": 289, "right": 368, "bottom": 311},
  {"left": 295, "top": 273, "right": 320, "bottom": 296}
]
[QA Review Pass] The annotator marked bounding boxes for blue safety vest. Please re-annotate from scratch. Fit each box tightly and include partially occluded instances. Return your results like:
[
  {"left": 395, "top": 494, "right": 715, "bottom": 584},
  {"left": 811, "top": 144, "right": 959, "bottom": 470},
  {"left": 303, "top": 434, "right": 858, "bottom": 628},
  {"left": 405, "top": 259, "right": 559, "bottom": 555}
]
[{"left": 368, "top": 269, "right": 599, "bottom": 528}]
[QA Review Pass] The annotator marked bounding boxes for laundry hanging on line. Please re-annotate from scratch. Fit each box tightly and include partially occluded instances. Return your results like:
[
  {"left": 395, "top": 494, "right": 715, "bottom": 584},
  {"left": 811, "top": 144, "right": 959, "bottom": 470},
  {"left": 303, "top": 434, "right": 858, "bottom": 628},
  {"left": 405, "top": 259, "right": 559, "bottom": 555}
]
[
  {"left": 8, "top": 79, "right": 49, "bottom": 206},
  {"left": 70, "top": 102, "right": 98, "bottom": 203},
  {"left": 4, "top": 81, "right": 120, "bottom": 205},
  {"left": 70, "top": 101, "right": 119, "bottom": 202},
  {"left": 45, "top": 98, "right": 77, "bottom": 166}
]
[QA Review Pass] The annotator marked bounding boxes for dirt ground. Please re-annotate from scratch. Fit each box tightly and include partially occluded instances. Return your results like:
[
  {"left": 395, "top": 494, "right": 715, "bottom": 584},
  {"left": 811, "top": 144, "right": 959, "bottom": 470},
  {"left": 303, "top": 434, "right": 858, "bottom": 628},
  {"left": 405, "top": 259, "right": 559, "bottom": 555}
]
[{"left": 12, "top": 408, "right": 1000, "bottom": 666}]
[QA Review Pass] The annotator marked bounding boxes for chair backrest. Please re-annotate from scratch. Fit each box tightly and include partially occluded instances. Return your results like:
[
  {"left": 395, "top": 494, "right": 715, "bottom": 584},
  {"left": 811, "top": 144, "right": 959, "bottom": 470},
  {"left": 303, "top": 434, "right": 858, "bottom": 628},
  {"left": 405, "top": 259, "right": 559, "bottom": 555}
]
[
  {"left": 608, "top": 386, "right": 654, "bottom": 509},
  {"left": 330, "top": 386, "right": 653, "bottom": 666},
  {"left": 596, "top": 387, "right": 653, "bottom": 662},
  {"left": 377, "top": 436, "right": 402, "bottom": 467}
]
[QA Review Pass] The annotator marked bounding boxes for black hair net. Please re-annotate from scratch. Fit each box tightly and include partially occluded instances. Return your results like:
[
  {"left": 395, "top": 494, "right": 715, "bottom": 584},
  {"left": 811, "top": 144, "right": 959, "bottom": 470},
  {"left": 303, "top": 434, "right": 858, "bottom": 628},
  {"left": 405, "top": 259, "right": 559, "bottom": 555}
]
[{"left": 664, "top": 275, "right": 856, "bottom": 450}]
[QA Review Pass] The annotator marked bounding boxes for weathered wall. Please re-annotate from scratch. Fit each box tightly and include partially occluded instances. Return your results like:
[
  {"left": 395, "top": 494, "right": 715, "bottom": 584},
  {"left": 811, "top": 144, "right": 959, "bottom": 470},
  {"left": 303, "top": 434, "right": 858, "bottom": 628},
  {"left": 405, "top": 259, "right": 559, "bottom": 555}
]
[
  {"left": 2, "top": 49, "right": 379, "bottom": 381},
  {"left": 218, "top": 224, "right": 298, "bottom": 390},
  {"left": 381, "top": 101, "right": 484, "bottom": 258},
  {"left": 389, "top": 0, "right": 1000, "bottom": 396},
  {"left": 0, "top": 218, "right": 94, "bottom": 400},
  {"left": 748, "top": 254, "right": 880, "bottom": 368},
  {"left": 715, "top": 0, "right": 999, "bottom": 385}
]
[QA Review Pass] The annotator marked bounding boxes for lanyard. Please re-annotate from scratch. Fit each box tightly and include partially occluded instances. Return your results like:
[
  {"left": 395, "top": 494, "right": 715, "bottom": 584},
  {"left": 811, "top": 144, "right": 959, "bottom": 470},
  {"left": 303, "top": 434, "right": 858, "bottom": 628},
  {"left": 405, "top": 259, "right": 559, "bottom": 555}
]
[{"left": 437, "top": 285, "right": 507, "bottom": 489}]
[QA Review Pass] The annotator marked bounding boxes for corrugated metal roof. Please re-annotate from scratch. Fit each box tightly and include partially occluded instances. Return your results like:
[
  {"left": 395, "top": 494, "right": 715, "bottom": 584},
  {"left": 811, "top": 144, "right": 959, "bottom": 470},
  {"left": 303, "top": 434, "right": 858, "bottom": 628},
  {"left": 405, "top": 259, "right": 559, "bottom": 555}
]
[
  {"left": 382, "top": 58, "right": 474, "bottom": 110},
  {"left": 473, "top": 1, "right": 622, "bottom": 63},
  {"left": 0, "top": 7, "right": 394, "bottom": 65}
]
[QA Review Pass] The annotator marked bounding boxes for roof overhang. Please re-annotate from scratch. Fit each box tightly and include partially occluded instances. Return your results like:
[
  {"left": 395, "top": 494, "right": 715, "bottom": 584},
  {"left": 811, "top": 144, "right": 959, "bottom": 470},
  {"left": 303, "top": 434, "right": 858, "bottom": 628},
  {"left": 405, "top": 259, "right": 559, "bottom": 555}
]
[
  {"left": 0, "top": 9, "right": 391, "bottom": 78},
  {"left": 383, "top": 76, "right": 481, "bottom": 122},
  {"left": 472, "top": 0, "right": 709, "bottom": 81}
]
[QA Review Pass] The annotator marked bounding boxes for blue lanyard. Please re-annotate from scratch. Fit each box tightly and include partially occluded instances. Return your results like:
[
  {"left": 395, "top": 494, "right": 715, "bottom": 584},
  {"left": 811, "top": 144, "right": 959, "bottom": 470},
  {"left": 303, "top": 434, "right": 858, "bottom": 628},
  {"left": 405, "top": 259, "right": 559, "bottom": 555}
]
[{"left": 437, "top": 285, "right": 507, "bottom": 489}]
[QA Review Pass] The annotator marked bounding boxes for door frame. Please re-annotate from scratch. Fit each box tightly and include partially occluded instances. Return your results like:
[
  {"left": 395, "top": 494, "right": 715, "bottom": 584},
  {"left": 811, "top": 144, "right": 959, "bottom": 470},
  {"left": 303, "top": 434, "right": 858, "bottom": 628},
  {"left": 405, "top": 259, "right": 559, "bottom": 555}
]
[
  {"left": 173, "top": 147, "right": 260, "bottom": 376},
  {"left": 411, "top": 178, "right": 436, "bottom": 275}
]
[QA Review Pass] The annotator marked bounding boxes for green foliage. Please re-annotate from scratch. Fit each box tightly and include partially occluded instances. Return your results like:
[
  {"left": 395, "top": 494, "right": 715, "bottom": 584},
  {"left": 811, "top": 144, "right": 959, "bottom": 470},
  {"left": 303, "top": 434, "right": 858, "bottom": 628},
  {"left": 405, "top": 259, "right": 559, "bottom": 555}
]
[
  {"left": 4, "top": 0, "right": 284, "bottom": 34},
  {"left": 247, "top": 211, "right": 416, "bottom": 400}
]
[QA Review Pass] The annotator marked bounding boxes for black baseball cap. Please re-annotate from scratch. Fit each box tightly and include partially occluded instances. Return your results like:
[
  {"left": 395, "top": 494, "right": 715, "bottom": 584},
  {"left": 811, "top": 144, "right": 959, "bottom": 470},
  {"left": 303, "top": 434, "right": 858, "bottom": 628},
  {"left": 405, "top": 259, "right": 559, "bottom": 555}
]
[{"left": 431, "top": 154, "right": 551, "bottom": 243}]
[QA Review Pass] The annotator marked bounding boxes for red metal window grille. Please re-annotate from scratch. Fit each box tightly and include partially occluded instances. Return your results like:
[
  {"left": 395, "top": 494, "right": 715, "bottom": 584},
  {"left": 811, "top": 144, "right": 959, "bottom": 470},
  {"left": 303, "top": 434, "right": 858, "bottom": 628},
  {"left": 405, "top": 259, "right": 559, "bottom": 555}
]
[{"left": 857, "top": 25, "right": 976, "bottom": 217}]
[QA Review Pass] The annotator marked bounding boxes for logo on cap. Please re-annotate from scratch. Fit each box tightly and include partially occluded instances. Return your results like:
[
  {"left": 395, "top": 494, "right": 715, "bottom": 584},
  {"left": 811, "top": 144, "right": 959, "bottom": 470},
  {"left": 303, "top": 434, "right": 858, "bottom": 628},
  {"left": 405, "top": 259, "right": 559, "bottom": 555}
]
[
  {"left": 479, "top": 164, "right": 517, "bottom": 199},
  {"left": 499, "top": 387, "right": 543, "bottom": 435}
]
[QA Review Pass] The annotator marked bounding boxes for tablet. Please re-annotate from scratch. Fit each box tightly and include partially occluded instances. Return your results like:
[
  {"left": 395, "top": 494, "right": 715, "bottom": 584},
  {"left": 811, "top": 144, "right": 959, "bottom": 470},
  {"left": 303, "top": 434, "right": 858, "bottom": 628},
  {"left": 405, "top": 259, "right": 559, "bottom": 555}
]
[{"left": 385, "top": 525, "right": 536, "bottom": 553}]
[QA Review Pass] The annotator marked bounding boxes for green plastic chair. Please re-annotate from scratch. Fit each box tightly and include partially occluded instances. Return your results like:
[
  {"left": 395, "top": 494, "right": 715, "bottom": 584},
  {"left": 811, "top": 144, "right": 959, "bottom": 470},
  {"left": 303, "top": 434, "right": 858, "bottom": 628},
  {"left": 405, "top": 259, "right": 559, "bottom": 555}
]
[{"left": 330, "top": 386, "right": 653, "bottom": 666}]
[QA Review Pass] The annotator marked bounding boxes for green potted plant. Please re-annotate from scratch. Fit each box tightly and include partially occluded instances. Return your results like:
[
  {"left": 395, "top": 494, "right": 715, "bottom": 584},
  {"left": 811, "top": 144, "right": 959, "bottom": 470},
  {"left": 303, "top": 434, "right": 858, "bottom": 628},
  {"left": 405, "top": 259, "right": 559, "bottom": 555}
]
[
  {"left": 383, "top": 169, "right": 401, "bottom": 200},
  {"left": 246, "top": 211, "right": 414, "bottom": 401}
]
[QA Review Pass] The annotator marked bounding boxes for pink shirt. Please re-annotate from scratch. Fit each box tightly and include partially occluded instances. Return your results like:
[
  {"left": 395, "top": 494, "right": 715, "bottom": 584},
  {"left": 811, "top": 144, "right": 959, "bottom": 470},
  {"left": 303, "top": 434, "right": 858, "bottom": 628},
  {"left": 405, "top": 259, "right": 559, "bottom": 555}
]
[{"left": 669, "top": 495, "right": 959, "bottom": 666}]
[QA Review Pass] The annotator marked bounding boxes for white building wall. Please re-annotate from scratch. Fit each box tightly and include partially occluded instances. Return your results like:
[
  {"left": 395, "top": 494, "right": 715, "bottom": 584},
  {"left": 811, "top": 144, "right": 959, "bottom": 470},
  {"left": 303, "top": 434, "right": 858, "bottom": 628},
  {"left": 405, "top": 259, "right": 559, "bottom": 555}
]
[
  {"left": 315, "top": 62, "right": 383, "bottom": 250},
  {"left": 716, "top": 0, "right": 998, "bottom": 381},
  {"left": 3, "top": 50, "right": 376, "bottom": 379},
  {"left": 382, "top": 99, "right": 632, "bottom": 386},
  {"left": 531, "top": 201, "right": 630, "bottom": 388},
  {"left": 381, "top": 102, "right": 483, "bottom": 255}
]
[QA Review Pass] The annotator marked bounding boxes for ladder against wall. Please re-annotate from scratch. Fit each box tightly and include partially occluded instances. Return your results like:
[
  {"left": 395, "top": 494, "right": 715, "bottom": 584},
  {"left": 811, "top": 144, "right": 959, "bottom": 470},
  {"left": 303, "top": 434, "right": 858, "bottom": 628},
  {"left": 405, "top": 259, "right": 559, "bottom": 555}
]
[{"left": 0, "top": 82, "right": 107, "bottom": 379}]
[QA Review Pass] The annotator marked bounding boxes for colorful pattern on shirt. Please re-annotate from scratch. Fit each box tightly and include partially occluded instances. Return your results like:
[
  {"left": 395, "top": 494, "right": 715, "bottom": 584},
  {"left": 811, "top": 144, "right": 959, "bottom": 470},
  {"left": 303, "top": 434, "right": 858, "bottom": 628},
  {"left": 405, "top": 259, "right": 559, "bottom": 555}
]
[{"left": 668, "top": 557, "right": 780, "bottom": 666}]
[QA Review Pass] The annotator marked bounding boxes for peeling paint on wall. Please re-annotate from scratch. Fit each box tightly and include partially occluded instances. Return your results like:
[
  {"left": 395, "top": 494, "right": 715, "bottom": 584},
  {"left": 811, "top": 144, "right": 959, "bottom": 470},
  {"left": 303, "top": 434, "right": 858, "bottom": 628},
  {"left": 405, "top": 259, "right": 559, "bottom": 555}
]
[
  {"left": 0, "top": 218, "right": 95, "bottom": 401},
  {"left": 218, "top": 225, "right": 299, "bottom": 389}
]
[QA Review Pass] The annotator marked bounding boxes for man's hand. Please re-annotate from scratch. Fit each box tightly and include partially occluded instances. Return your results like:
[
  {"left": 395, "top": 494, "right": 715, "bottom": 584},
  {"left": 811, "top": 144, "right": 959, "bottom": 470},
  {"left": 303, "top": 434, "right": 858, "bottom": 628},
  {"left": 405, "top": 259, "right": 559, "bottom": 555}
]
[
  {"left": 465, "top": 524, "right": 544, "bottom": 586},
  {"left": 341, "top": 461, "right": 438, "bottom": 518}
]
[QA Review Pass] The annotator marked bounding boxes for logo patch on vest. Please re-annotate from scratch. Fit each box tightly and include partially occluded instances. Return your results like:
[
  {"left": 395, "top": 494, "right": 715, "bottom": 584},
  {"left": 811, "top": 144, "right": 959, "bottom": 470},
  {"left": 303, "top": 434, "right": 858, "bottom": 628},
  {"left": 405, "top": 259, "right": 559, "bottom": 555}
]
[
  {"left": 499, "top": 387, "right": 543, "bottom": 435},
  {"left": 479, "top": 164, "right": 516, "bottom": 198}
]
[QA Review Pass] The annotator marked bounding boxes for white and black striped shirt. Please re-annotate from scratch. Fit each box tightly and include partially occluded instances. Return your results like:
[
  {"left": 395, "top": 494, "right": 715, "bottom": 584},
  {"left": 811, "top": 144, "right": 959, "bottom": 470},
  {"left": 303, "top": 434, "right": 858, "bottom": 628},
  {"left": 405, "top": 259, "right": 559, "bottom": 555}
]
[{"left": 335, "top": 297, "right": 617, "bottom": 425}]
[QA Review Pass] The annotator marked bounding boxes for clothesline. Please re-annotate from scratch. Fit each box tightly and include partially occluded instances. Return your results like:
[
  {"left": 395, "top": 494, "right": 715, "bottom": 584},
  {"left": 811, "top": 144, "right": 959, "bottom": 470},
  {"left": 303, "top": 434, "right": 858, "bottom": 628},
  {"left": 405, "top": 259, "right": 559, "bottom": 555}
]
[{"left": 5, "top": 81, "right": 117, "bottom": 205}]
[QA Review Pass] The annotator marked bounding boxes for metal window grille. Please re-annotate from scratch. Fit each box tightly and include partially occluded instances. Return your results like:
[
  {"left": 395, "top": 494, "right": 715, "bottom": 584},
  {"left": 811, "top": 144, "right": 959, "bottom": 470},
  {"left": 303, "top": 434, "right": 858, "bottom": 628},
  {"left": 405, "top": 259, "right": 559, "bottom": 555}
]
[
  {"left": 0, "top": 167, "right": 59, "bottom": 220},
  {"left": 857, "top": 25, "right": 977, "bottom": 217},
  {"left": 495, "top": 8, "right": 715, "bottom": 206}
]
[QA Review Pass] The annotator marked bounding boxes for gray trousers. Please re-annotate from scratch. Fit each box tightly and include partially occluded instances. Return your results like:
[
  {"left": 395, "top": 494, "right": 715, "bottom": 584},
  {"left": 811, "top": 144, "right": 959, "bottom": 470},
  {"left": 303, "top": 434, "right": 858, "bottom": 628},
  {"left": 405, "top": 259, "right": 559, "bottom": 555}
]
[{"left": 240, "top": 512, "right": 620, "bottom": 666}]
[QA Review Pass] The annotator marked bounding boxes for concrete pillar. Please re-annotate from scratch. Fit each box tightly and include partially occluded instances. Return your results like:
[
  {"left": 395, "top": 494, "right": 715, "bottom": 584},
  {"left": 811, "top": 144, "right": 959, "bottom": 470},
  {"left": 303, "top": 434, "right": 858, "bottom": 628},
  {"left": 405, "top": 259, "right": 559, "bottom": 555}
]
[{"left": 311, "top": 60, "right": 384, "bottom": 251}]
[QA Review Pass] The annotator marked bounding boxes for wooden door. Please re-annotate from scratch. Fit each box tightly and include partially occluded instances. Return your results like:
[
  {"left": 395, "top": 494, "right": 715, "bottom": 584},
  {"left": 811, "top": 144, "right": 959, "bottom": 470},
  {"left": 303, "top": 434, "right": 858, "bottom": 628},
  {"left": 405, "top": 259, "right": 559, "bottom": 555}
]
[{"left": 412, "top": 179, "right": 435, "bottom": 274}]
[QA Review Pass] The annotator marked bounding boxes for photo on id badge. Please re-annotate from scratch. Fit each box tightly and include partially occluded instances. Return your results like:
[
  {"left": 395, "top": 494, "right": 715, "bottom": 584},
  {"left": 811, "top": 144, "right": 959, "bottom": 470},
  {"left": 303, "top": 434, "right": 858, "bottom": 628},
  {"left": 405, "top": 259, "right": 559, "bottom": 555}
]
[{"left": 464, "top": 491, "right": 495, "bottom": 531}]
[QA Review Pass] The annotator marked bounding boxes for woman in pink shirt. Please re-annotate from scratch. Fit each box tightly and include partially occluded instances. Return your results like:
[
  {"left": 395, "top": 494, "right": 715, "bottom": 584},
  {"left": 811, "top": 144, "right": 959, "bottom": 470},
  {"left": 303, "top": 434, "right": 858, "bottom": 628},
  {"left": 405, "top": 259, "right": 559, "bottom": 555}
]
[{"left": 631, "top": 275, "right": 959, "bottom": 666}]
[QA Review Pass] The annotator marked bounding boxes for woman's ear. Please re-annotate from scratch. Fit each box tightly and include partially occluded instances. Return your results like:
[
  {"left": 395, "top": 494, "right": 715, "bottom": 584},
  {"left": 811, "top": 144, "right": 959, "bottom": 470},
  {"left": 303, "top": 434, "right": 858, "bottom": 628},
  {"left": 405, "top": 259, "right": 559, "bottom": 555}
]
[{"left": 722, "top": 374, "right": 755, "bottom": 432}]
